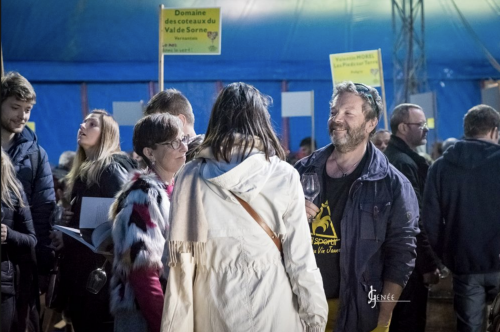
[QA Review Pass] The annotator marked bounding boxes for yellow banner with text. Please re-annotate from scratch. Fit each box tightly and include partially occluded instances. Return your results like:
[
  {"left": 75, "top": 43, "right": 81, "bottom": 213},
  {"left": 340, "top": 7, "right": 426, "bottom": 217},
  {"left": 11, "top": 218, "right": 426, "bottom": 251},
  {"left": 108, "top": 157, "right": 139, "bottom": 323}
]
[
  {"left": 330, "top": 50, "right": 381, "bottom": 87},
  {"left": 160, "top": 7, "right": 221, "bottom": 55}
]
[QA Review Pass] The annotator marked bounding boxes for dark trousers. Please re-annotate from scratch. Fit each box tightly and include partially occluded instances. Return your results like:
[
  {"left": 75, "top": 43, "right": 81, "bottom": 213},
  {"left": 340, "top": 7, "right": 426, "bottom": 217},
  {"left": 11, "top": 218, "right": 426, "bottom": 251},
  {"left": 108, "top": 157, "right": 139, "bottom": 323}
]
[
  {"left": 453, "top": 272, "right": 500, "bottom": 332},
  {"left": 389, "top": 271, "right": 428, "bottom": 332},
  {"left": 67, "top": 294, "right": 114, "bottom": 332},
  {"left": 2, "top": 294, "right": 16, "bottom": 332}
]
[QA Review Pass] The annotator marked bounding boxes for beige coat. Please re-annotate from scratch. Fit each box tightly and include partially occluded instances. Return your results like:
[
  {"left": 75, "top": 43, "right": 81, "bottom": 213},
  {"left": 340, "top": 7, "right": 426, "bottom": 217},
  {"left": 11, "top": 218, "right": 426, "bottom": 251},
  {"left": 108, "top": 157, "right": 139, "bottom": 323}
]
[{"left": 161, "top": 152, "right": 328, "bottom": 332}]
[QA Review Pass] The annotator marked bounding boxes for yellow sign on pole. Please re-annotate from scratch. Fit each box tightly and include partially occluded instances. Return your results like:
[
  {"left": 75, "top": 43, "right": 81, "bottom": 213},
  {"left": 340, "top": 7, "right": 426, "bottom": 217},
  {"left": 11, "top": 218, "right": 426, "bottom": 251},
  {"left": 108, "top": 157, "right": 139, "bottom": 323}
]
[
  {"left": 330, "top": 50, "right": 381, "bottom": 87},
  {"left": 160, "top": 7, "right": 221, "bottom": 55},
  {"left": 27, "top": 122, "right": 35, "bottom": 132}
]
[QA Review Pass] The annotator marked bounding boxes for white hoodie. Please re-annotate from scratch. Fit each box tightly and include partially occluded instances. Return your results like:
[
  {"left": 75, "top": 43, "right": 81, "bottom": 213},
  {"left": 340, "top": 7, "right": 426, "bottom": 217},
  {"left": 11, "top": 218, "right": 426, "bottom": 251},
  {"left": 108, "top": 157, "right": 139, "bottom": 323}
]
[{"left": 162, "top": 149, "right": 328, "bottom": 332}]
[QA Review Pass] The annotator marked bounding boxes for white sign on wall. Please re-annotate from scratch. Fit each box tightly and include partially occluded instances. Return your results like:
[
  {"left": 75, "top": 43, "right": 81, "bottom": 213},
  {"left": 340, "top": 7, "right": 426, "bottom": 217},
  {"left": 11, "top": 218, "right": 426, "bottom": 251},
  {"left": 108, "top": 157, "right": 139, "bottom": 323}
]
[
  {"left": 281, "top": 91, "right": 314, "bottom": 117},
  {"left": 112, "top": 101, "right": 144, "bottom": 126}
]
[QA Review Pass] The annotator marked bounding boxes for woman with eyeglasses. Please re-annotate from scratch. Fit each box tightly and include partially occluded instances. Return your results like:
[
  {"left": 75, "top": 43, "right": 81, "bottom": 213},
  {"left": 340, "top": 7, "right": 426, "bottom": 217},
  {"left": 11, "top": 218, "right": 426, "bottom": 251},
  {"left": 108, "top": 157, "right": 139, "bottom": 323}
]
[
  {"left": 50, "top": 110, "right": 137, "bottom": 332},
  {"left": 1, "top": 148, "right": 37, "bottom": 332},
  {"left": 110, "top": 113, "right": 188, "bottom": 332}
]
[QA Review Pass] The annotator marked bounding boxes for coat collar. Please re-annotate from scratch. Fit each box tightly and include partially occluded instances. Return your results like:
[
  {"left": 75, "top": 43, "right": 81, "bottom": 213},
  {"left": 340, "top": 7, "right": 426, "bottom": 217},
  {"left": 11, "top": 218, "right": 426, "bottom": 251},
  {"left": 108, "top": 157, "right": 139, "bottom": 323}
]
[
  {"left": 298, "top": 142, "right": 390, "bottom": 182},
  {"left": 387, "top": 135, "right": 429, "bottom": 167}
]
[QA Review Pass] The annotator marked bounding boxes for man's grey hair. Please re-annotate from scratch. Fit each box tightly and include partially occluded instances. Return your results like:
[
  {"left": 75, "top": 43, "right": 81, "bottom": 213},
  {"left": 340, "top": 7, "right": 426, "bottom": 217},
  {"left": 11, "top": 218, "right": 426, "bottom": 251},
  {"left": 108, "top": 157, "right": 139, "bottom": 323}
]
[{"left": 330, "top": 81, "right": 383, "bottom": 122}]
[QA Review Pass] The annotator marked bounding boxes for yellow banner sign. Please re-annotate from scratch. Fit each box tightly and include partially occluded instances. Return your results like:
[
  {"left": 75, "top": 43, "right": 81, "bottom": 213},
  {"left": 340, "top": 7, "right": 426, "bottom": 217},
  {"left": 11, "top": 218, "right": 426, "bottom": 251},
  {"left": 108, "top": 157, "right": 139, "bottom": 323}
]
[
  {"left": 161, "top": 7, "right": 221, "bottom": 55},
  {"left": 27, "top": 121, "right": 35, "bottom": 132},
  {"left": 330, "top": 50, "right": 381, "bottom": 87}
]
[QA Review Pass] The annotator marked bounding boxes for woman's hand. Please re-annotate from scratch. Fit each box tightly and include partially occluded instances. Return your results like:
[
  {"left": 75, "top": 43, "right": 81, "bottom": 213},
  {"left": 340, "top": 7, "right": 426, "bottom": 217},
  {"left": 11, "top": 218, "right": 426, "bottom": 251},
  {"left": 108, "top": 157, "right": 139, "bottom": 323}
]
[
  {"left": 49, "top": 230, "right": 64, "bottom": 251},
  {"left": 1, "top": 224, "right": 8, "bottom": 243}
]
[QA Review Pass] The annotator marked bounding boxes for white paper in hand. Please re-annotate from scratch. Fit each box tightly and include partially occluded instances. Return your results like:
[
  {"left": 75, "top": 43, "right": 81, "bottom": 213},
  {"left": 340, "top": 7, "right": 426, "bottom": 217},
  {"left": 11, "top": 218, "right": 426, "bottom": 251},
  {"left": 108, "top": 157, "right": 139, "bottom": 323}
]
[{"left": 80, "top": 197, "right": 115, "bottom": 229}]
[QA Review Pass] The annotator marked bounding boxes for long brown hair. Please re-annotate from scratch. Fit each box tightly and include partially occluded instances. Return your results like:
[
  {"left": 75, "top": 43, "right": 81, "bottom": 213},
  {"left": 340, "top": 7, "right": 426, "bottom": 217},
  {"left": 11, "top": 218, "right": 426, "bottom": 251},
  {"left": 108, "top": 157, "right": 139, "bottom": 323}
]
[
  {"left": 198, "top": 82, "right": 286, "bottom": 162},
  {"left": 1, "top": 149, "right": 26, "bottom": 209},
  {"left": 65, "top": 110, "right": 122, "bottom": 196}
]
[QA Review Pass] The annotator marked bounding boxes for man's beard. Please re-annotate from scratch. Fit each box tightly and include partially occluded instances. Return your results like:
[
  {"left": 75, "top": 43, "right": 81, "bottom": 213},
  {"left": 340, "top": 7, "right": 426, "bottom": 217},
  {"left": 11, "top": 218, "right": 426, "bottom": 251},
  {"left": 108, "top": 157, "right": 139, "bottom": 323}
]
[{"left": 330, "top": 122, "right": 368, "bottom": 153}]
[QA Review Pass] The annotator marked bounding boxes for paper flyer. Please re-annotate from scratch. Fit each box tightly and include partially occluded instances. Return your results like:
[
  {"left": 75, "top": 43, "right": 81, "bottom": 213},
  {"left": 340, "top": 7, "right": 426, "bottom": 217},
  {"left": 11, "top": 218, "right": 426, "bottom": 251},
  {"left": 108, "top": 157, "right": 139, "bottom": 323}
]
[{"left": 79, "top": 197, "right": 115, "bottom": 229}]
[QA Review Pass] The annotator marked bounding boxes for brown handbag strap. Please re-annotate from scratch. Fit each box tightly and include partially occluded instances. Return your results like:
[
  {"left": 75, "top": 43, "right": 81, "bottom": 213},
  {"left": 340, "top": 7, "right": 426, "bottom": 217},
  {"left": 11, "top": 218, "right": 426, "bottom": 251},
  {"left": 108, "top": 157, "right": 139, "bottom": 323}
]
[{"left": 231, "top": 192, "right": 283, "bottom": 255}]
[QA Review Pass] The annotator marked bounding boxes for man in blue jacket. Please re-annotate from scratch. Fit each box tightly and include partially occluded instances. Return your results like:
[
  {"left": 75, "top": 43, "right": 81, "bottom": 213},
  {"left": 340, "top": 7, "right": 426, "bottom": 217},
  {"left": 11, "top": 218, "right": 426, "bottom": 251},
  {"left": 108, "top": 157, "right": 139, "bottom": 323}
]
[
  {"left": 423, "top": 104, "right": 500, "bottom": 332},
  {"left": 295, "top": 81, "right": 419, "bottom": 332},
  {"left": 1, "top": 72, "right": 56, "bottom": 330}
]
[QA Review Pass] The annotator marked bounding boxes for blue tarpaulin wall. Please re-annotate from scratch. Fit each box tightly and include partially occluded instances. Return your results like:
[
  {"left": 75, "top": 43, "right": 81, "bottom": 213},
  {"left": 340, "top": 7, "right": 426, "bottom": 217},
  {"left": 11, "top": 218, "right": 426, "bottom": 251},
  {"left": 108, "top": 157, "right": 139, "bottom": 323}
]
[{"left": 2, "top": 0, "right": 499, "bottom": 163}]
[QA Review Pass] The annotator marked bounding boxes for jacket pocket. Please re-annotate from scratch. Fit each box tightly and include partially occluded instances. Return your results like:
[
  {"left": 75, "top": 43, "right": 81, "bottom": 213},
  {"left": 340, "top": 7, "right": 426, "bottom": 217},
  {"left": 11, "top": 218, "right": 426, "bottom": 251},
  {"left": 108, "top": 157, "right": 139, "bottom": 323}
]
[
  {"left": 1, "top": 260, "right": 16, "bottom": 295},
  {"left": 359, "top": 202, "right": 391, "bottom": 241}
]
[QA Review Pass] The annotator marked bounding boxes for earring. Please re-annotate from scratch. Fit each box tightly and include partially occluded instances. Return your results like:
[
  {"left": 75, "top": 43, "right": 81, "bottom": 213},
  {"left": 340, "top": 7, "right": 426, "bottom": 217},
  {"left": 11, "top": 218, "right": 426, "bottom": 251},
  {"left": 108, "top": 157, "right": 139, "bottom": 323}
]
[{"left": 151, "top": 159, "right": 156, "bottom": 167}]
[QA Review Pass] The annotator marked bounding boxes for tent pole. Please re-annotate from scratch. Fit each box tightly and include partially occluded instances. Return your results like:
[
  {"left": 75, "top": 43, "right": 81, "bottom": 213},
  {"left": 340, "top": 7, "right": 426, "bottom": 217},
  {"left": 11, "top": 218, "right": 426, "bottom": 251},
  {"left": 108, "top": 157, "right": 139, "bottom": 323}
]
[
  {"left": 311, "top": 91, "right": 315, "bottom": 151},
  {"left": 281, "top": 80, "right": 290, "bottom": 152},
  {"left": 378, "top": 49, "right": 389, "bottom": 130},
  {"left": 1, "top": 44, "right": 4, "bottom": 78},
  {"left": 159, "top": 5, "right": 164, "bottom": 91}
]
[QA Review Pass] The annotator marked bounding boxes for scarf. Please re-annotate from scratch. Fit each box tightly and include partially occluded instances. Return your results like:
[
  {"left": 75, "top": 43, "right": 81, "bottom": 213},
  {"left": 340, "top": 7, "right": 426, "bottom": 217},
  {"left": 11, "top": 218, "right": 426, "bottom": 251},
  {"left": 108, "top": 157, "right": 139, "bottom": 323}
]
[{"left": 168, "top": 136, "right": 267, "bottom": 267}]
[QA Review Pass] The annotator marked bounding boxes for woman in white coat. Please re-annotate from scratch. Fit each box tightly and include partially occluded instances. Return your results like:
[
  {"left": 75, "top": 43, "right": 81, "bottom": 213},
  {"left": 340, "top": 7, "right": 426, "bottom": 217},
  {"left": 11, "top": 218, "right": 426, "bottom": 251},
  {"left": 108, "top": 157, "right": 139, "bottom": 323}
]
[{"left": 162, "top": 82, "right": 328, "bottom": 332}]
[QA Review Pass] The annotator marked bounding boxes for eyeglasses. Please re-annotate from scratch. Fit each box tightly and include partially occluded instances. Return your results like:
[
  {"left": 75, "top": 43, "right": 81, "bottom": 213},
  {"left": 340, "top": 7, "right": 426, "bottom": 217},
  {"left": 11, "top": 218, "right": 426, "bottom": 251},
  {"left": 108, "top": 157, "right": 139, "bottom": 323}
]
[
  {"left": 404, "top": 122, "right": 429, "bottom": 130},
  {"left": 157, "top": 135, "right": 190, "bottom": 150},
  {"left": 354, "top": 83, "right": 380, "bottom": 117}
]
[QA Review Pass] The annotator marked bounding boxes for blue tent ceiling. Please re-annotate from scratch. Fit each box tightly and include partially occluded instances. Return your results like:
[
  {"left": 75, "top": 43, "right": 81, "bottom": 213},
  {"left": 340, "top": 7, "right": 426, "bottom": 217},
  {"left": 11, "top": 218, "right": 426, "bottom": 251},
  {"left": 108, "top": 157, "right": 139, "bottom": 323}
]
[
  {"left": 3, "top": 0, "right": 500, "bottom": 80},
  {"left": 2, "top": 0, "right": 500, "bottom": 163}
]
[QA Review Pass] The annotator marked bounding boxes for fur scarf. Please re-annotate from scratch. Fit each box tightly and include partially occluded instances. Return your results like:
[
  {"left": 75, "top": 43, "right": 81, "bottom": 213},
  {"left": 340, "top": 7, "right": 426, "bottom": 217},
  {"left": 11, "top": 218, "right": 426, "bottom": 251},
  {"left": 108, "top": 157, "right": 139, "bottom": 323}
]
[{"left": 109, "top": 170, "right": 170, "bottom": 313}]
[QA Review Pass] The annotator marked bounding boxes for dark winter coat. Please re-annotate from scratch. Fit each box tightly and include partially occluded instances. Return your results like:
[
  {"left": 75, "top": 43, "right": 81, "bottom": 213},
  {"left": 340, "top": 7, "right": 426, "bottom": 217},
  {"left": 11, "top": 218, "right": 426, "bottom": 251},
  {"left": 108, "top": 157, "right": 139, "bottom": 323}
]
[
  {"left": 423, "top": 139, "right": 500, "bottom": 275},
  {"left": 295, "top": 142, "right": 419, "bottom": 332},
  {"left": 1, "top": 190, "right": 37, "bottom": 296},
  {"left": 6, "top": 126, "right": 55, "bottom": 274},
  {"left": 384, "top": 135, "right": 439, "bottom": 274},
  {"left": 59, "top": 153, "right": 137, "bottom": 327}
]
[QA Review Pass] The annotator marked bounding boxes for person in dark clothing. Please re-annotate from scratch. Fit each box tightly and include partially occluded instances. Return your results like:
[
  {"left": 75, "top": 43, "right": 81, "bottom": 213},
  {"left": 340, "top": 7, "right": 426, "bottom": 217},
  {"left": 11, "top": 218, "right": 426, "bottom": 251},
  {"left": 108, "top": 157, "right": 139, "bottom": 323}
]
[
  {"left": 384, "top": 103, "right": 441, "bottom": 332},
  {"left": 1, "top": 72, "right": 56, "bottom": 332},
  {"left": 371, "top": 129, "right": 391, "bottom": 152},
  {"left": 52, "top": 150, "right": 76, "bottom": 203},
  {"left": 1, "top": 148, "right": 38, "bottom": 332},
  {"left": 144, "top": 88, "right": 204, "bottom": 162},
  {"left": 50, "top": 110, "right": 136, "bottom": 332},
  {"left": 423, "top": 104, "right": 500, "bottom": 332},
  {"left": 295, "top": 81, "right": 419, "bottom": 332}
]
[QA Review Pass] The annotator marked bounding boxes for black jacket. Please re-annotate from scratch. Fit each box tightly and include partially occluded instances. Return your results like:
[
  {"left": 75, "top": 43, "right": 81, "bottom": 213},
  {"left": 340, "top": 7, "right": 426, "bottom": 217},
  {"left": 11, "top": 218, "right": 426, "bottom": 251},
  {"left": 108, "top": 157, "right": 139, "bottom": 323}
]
[
  {"left": 59, "top": 153, "right": 136, "bottom": 324},
  {"left": 423, "top": 139, "right": 500, "bottom": 274},
  {"left": 6, "top": 126, "right": 55, "bottom": 274},
  {"left": 385, "top": 135, "right": 439, "bottom": 275},
  {"left": 1, "top": 190, "right": 37, "bottom": 296}
]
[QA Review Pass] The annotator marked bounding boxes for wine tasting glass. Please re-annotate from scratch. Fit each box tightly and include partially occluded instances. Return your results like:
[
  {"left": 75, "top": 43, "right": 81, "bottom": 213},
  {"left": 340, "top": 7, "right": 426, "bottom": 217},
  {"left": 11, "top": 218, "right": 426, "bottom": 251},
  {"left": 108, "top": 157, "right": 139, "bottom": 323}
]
[{"left": 301, "top": 173, "right": 320, "bottom": 202}]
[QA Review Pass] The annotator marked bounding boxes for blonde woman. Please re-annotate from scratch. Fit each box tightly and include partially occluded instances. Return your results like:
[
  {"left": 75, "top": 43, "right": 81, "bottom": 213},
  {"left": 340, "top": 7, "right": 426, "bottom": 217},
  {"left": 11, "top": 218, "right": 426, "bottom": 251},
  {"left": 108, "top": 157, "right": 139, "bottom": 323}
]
[
  {"left": 1, "top": 149, "right": 37, "bottom": 332},
  {"left": 51, "top": 110, "right": 136, "bottom": 332}
]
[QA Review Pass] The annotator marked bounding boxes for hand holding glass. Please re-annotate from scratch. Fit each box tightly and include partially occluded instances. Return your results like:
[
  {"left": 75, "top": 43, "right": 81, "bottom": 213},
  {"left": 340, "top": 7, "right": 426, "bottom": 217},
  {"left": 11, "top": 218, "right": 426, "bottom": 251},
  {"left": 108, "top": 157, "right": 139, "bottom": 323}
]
[{"left": 301, "top": 173, "right": 320, "bottom": 202}]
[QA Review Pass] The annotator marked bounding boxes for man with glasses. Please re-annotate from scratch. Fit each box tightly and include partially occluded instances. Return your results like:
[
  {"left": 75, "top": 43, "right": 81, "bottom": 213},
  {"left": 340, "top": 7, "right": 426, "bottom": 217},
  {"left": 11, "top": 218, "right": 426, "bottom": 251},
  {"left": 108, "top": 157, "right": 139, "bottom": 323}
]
[
  {"left": 384, "top": 104, "right": 441, "bottom": 332},
  {"left": 295, "top": 81, "right": 419, "bottom": 332}
]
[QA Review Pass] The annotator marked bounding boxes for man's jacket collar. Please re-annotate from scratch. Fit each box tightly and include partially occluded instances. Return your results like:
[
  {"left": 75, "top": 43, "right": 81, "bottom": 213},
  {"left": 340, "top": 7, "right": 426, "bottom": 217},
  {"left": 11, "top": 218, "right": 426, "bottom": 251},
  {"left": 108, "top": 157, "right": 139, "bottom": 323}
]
[
  {"left": 298, "top": 142, "right": 390, "bottom": 182},
  {"left": 388, "top": 135, "right": 429, "bottom": 166}
]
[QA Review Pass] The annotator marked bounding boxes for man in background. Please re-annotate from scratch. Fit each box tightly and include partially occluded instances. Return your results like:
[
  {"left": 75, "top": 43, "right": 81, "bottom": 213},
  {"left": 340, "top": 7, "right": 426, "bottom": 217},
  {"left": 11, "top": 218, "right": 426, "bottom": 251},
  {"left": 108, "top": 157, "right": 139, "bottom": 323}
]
[
  {"left": 371, "top": 129, "right": 391, "bottom": 152},
  {"left": 144, "top": 88, "right": 203, "bottom": 162},
  {"left": 384, "top": 103, "right": 441, "bottom": 332},
  {"left": 424, "top": 104, "right": 500, "bottom": 332}
]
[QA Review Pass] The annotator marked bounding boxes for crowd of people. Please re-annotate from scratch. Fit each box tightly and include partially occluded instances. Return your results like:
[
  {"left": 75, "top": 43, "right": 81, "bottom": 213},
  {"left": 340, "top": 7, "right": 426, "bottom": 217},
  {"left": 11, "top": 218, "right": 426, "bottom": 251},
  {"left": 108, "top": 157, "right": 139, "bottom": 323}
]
[{"left": 1, "top": 71, "right": 499, "bottom": 332}]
